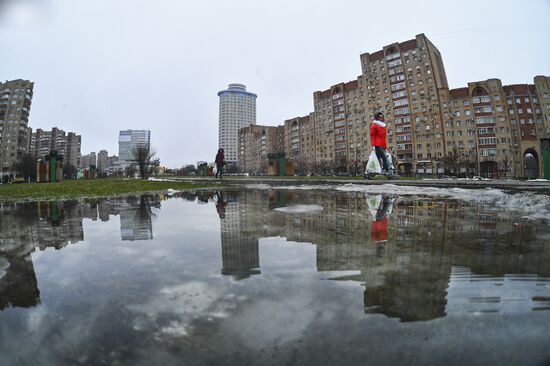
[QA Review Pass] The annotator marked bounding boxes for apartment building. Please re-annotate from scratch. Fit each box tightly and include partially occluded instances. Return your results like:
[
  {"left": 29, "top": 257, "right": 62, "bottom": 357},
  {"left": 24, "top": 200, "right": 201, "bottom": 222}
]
[
  {"left": 236, "top": 34, "right": 549, "bottom": 178},
  {"left": 65, "top": 132, "right": 81, "bottom": 169},
  {"left": 313, "top": 80, "right": 368, "bottom": 173},
  {"left": 237, "top": 124, "right": 282, "bottom": 173},
  {"left": 97, "top": 149, "right": 108, "bottom": 174},
  {"left": 0, "top": 80, "right": 34, "bottom": 178},
  {"left": 359, "top": 34, "right": 449, "bottom": 176},
  {"left": 31, "top": 128, "right": 65, "bottom": 159},
  {"left": 436, "top": 77, "right": 550, "bottom": 178},
  {"left": 283, "top": 114, "right": 316, "bottom": 173},
  {"left": 81, "top": 152, "right": 97, "bottom": 169},
  {"left": 30, "top": 127, "right": 81, "bottom": 169}
]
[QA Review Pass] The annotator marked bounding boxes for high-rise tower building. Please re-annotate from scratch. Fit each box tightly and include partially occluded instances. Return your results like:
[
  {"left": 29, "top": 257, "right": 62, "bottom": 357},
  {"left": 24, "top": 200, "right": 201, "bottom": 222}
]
[
  {"left": 0, "top": 79, "right": 34, "bottom": 178},
  {"left": 218, "top": 83, "right": 257, "bottom": 163},
  {"left": 118, "top": 130, "right": 150, "bottom": 161}
]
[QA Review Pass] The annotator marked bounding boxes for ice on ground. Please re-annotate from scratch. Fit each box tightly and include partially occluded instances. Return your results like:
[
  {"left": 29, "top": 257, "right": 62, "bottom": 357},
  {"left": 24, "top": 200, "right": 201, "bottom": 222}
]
[
  {"left": 247, "top": 183, "right": 550, "bottom": 221},
  {"left": 340, "top": 184, "right": 550, "bottom": 221},
  {"left": 247, "top": 184, "right": 333, "bottom": 191},
  {"left": 245, "top": 184, "right": 276, "bottom": 190},
  {"left": 0, "top": 257, "right": 9, "bottom": 279},
  {"left": 166, "top": 188, "right": 177, "bottom": 195},
  {"left": 274, "top": 205, "right": 324, "bottom": 214},
  {"left": 148, "top": 177, "right": 177, "bottom": 182}
]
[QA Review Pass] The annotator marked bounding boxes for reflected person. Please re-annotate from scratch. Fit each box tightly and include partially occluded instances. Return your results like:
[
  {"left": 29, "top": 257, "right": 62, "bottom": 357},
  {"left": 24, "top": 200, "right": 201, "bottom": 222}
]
[
  {"left": 215, "top": 191, "right": 227, "bottom": 219},
  {"left": 372, "top": 196, "right": 393, "bottom": 246}
]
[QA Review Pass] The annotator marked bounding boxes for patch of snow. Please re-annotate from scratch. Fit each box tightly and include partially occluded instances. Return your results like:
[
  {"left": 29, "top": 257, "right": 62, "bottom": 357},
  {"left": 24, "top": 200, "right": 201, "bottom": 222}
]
[
  {"left": 148, "top": 177, "right": 174, "bottom": 182},
  {"left": 244, "top": 183, "right": 550, "bottom": 221},
  {"left": 245, "top": 184, "right": 273, "bottom": 190},
  {"left": 336, "top": 184, "right": 550, "bottom": 221},
  {"left": 165, "top": 188, "right": 177, "bottom": 195},
  {"left": 0, "top": 257, "right": 9, "bottom": 279},
  {"left": 274, "top": 205, "right": 324, "bottom": 214}
]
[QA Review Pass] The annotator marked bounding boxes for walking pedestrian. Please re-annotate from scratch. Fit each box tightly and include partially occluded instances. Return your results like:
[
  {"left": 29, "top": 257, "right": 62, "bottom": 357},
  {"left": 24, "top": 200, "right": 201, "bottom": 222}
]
[
  {"left": 370, "top": 112, "right": 396, "bottom": 179},
  {"left": 215, "top": 148, "right": 225, "bottom": 179}
]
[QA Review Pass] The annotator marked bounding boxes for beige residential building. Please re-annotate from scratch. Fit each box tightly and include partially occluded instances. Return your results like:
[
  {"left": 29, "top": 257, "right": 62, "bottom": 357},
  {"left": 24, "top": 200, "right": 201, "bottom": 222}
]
[
  {"left": 0, "top": 79, "right": 34, "bottom": 179},
  {"left": 237, "top": 34, "right": 549, "bottom": 178},
  {"left": 436, "top": 77, "right": 550, "bottom": 178},
  {"left": 237, "top": 124, "right": 283, "bottom": 173},
  {"left": 359, "top": 34, "right": 449, "bottom": 176},
  {"left": 283, "top": 114, "right": 316, "bottom": 174},
  {"left": 312, "top": 80, "right": 369, "bottom": 174}
]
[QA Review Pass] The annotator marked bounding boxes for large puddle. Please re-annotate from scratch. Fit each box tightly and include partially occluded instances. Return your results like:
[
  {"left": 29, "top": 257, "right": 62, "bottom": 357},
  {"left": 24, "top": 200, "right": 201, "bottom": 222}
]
[{"left": 1, "top": 187, "right": 550, "bottom": 365}]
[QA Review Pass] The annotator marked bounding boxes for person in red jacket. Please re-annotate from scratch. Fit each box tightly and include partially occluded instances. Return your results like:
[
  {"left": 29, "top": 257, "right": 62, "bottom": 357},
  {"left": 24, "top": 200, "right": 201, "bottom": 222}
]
[
  {"left": 215, "top": 148, "right": 225, "bottom": 179},
  {"left": 369, "top": 112, "right": 394, "bottom": 178}
]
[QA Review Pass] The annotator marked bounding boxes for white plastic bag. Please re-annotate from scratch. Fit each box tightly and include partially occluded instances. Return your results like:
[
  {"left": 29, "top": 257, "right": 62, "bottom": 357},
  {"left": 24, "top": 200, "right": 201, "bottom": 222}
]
[
  {"left": 365, "top": 149, "right": 382, "bottom": 174},
  {"left": 385, "top": 150, "right": 394, "bottom": 171},
  {"left": 366, "top": 194, "right": 382, "bottom": 219}
]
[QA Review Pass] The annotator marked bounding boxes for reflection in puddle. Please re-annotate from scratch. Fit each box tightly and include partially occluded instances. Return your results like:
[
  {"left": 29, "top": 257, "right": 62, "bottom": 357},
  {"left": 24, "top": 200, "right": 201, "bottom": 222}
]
[
  {"left": 447, "top": 267, "right": 550, "bottom": 314},
  {"left": 0, "top": 255, "right": 40, "bottom": 311},
  {"left": 1, "top": 188, "right": 550, "bottom": 364}
]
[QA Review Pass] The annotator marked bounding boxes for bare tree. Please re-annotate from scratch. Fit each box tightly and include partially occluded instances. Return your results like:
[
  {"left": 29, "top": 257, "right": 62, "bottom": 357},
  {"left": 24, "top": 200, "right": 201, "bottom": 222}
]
[
  {"left": 125, "top": 164, "right": 137, "bottom": 177},
  {"left": 12, "top": 153, "right": 36, "bottom": 182},
  {"left": 132, "top": 143, "right": 156, "bottom": 179}
]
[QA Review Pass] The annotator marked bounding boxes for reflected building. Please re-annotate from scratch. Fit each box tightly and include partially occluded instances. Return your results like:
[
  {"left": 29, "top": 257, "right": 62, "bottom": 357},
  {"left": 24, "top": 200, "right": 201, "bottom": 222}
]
[
  {"left": 2, "top": 190, "right": 550, "bottom": 320},
  {"left": 113, "top": 196, "right": 159, "bottom": 241},
  {"left": 0, "top": 201, "right": 85, "bottom": 256},
  {"left": 445, "top": 266, "right": 550, "bottom": 315},
  {"left": 0, "top": 255, "right": 40, "bottom": 311},
  {"left": 208, "top": 189, "right": 550, "bottom": 321},
  {"left": 219, "top": 191, "right": 261, "bottom": 280},
  {"left": 0, "top": 195, "right": 163, "bottom": 310}
]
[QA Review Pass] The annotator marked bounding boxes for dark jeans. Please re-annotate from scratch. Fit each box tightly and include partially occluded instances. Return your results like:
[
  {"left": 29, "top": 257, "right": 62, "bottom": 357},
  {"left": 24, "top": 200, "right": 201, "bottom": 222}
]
[
  {"left": 375, "top": 146, "right": 391, "bottom": 172},
  {"left": 376, "top": 196, "right": 392, "bottom": 221},
  {"left": 216, "top": 164, "right": 224, "bottom": 178}
]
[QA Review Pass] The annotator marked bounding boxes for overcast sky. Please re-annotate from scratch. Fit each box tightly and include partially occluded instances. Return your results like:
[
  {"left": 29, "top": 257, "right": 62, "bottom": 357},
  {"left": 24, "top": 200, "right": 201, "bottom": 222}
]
[{"left": 1, "top": 0, "right": 549, "bottom": 167}]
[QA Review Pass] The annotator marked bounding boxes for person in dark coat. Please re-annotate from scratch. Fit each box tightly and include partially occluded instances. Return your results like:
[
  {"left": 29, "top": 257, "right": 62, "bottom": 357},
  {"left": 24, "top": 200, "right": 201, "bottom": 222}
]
[{"left": 215, "top": 148, "right": 225, "bottom": 179}]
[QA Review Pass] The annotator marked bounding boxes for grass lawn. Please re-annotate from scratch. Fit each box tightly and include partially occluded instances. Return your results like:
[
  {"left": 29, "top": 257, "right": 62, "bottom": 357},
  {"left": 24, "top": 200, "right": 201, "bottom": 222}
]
[{"left": 0, "top": 178, "right": 215, "bottom": 202}]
